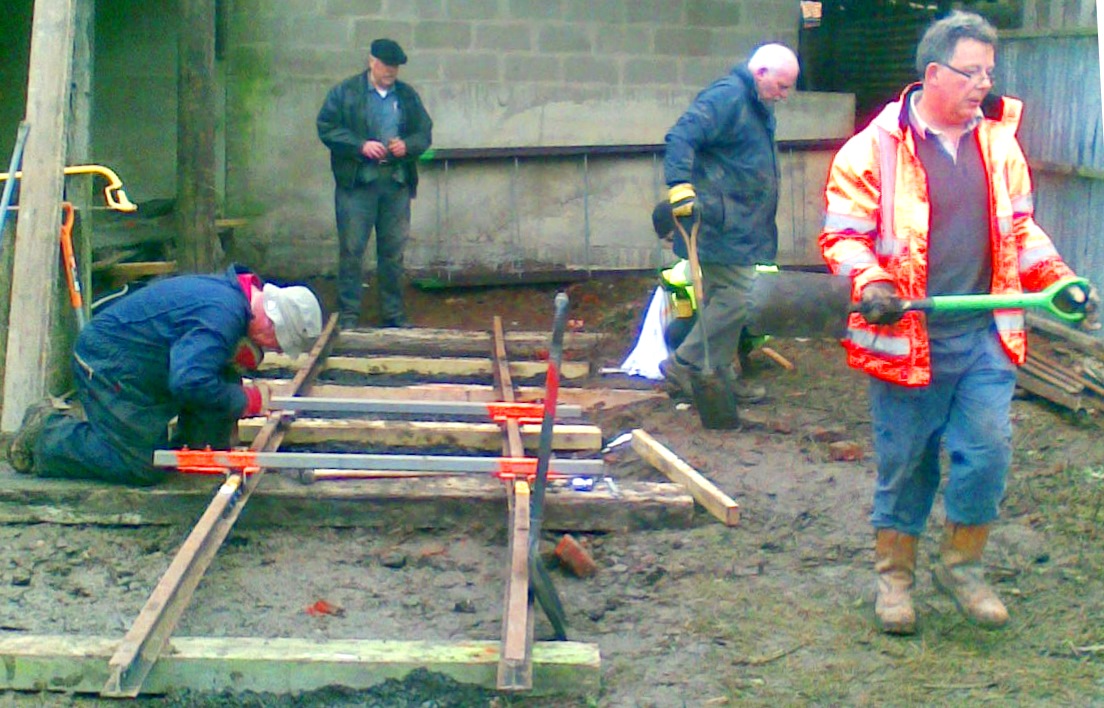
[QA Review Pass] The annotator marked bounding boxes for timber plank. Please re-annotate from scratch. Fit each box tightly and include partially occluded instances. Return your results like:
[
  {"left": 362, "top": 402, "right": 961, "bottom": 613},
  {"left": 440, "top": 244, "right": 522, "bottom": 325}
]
[
  {"left": 236, "top": 418, "right": 602, "bottom": 451},
  {"left": 261, "top": 354, "right": 590, "bottom": 380},
  {"left": 631, "top": 429, "right": 740, "bottom": 526},
  {"left": 1016, "top": 369, "right": 1089, "bottom": 413},
  {"left": 102, "top": 315, "right": 340, "bottom": 697},
  {"left": 0, "top": 635, "right": 599, "bottom": 697},
  {"left": 1, "top": 0, "right": 77, "bottom": 432},
  {"left": 0, "top": 470, "right": 694, "bottom": 531},
  {"left": 334, "top": 328, "right": 603, "bottom": 358},
  {"left": 492, "top": 314, "right": 535, "bottom": 690},
  {"left": 267, "top": 381, "right": 665, "bottom": 412}
]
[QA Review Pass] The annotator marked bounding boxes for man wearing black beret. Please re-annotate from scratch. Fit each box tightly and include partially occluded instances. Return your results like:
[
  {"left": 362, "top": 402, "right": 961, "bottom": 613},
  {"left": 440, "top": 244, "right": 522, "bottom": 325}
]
[{"left": 317, "top": 38, "right": 433, "bottom": 330}]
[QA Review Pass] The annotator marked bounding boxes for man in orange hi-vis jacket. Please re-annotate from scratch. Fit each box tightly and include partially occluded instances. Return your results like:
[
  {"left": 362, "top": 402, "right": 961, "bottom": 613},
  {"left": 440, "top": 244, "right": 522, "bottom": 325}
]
[{"left": 820, "top": 11, "right": 1098, "bottom": 635}]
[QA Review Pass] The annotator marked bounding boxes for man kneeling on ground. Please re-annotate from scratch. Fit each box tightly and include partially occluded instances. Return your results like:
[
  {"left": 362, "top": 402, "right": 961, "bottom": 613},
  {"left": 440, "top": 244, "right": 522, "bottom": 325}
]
[{"left": 6, "top": 265, "right": 323, "bottom": 485}]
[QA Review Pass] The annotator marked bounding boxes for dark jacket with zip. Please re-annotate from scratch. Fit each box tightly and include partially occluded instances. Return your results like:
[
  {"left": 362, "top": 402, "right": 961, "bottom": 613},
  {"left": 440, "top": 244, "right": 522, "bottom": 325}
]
[
  {"left": 664, "top": 63, "right": 780, "bottom": 266},
  {"left": 75, "top": 264, "right": 255, "bottom": 442},
  {"left": 317, "top": 73, "right": 433, "bottom": 197}
]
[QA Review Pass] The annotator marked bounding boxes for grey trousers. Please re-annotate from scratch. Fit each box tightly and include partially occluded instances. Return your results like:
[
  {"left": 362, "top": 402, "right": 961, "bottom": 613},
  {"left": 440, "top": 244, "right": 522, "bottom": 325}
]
[
  {"left": 673, "top": 263, "right": 758, "bottom": 373},
  {"left": 335, "top": 178, "right": 411, "bottom": 323}
]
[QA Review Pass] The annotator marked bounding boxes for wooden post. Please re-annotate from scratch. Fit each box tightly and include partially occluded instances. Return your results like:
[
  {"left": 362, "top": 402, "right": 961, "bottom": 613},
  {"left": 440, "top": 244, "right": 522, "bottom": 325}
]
[
  {"left": 68, "top": 0, "right": 94, "bottom": 318},
  {"left": 40, "top": 0, "right": 96, "bottom": 395},
  {"left": 176, "top": 0, "right": 220, "bottom": 273},
  {"left": 1, "top": 0, "right": 76, "bottom": 433}
]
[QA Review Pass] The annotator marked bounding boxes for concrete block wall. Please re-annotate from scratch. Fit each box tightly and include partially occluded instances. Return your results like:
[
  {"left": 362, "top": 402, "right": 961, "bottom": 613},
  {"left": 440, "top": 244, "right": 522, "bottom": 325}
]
[{"left": 92, "top": 0, "right": 855, "bottom": 279}]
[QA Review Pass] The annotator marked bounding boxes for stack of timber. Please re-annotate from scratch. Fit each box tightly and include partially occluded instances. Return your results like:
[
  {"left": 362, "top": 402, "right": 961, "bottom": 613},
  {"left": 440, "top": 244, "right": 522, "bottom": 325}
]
[{"left": 1020, "top": 313, "right": 1104, "bottom": 415}]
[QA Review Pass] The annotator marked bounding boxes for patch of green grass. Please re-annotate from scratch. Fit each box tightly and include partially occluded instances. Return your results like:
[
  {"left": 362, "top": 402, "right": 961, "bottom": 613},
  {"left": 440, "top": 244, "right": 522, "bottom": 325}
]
[{"left": 674, "top": 559, "right": 1104, "bottom": 705}]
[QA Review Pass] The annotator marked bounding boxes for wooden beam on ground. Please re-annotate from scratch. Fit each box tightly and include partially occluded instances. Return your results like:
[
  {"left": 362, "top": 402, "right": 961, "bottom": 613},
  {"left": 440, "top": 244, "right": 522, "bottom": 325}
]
[
  {"left": 236, "top": 418, "right": 602, "bottom": 452},
  {"left": 0, "top": 635, "right": 600, "bottom": 697},
  {"left": 631, "top": 428, "right": 739, "bottom": 526},
  {"left": 1, "top": 0, "right": 76, "bottom": 433},
  {"left": 492, "top": 315, "right": 535, "bottom": 690},
  {"left": 261, "top": 354, "right": 590, "bottom": 381},
  {"left": 500, "top": 479, "right": 533, "bottom": 689},
  {"left": 335, "top": 327, "right": 604, "bottom": 358},
  {"left": 101, "top": 316, "right": 337, "bottom": 697},
  {"left": 0, "top": 471, "right": 695, "bottom": 531},
  {"left": 1027, "top": 312, "right": 1104, "bottom": 359},
  {"left": 265, "top": 381, "right": 664, "bottom": 412},
  {"left": 1016, "top": 369, "right": 1091, "bottom": 413}
]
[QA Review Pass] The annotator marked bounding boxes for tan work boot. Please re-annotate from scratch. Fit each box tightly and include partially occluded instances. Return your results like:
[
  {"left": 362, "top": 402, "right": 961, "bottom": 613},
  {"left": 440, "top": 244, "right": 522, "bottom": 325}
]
[
  {"left": 932, "top": 523, "right": 1009, "bottom": 629},
  {"left": 874, "top": 529, "right": 917, "bottom": 635}
]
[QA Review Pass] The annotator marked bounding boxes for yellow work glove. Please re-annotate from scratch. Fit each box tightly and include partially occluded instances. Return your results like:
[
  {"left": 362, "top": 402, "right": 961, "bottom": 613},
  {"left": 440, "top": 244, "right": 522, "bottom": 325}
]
[{"left": 668, "top": 183, "right": 696, "bottom": 219}]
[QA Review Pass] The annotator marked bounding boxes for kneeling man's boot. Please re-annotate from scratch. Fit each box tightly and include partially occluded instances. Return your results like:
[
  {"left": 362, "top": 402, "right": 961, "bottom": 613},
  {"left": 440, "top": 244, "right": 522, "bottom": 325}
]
[
  {"left": 932, "top": 522, "right": 1008, "bottom": 629},
  {"left": 874, "top": 529, "right": 917, "bottom": 635}
]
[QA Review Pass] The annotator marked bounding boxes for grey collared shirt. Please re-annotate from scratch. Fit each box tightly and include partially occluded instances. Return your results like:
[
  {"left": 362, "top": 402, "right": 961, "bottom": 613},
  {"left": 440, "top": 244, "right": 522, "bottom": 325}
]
[{"left": 908, "top": 91, "right": 982, "bottom": 163}]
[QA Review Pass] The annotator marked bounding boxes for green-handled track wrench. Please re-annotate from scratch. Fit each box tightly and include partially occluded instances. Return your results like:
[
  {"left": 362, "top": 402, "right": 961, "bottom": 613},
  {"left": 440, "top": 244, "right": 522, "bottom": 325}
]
[{"left": 853, "top": 277, "right": 1094, "bottom": 324}]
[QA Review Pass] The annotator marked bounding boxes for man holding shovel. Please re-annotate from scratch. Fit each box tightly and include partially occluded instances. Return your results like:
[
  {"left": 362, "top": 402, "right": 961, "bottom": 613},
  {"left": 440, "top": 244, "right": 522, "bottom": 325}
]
[
  {"left": 660, "top": 43, "right": 800, "bottom": 412},
  {"left": 820, "top": 11, "right": 1098, "bottom": 635}
]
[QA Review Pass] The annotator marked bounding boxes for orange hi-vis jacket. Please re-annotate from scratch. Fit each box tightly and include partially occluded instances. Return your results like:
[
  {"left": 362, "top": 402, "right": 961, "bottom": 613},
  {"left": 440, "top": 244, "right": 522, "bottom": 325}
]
[{"left": 820, "top": 85, "right": 1075, "bottom": 387}]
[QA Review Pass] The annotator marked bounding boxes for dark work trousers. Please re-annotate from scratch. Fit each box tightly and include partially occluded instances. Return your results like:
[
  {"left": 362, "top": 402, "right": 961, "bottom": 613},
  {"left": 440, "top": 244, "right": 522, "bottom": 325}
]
[
  {"left": 32, "top": 347, "right": 237, "bottom": 486},
  {"left": 674, "top": 263, "right": 758, "bottom": 374},
  {"left": 335, "top": 178, "right": 411, "bottom": 324}
]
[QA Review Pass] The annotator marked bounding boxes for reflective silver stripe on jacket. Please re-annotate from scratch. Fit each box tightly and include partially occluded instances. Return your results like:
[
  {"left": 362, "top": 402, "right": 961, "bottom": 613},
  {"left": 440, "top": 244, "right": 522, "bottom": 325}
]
[
  {"left": 994, "top": 311, "right": 1024, "bottom": 333},
  {"left": 1019, "top": 243, "right": 1060, "bottom": 271},
  {"left": 875, "top": 128, "right": 902, "bottom": 260},
  {"left": 847, "top": 327, "right": 910, "bottom": 357},
  {"left": 823, "top": 212, "right": 877, "bottom": 235}
]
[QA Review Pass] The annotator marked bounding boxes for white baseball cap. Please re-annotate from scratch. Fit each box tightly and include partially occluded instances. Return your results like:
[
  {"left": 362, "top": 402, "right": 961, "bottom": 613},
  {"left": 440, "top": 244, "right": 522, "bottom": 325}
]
[{"left": 262, "top": 283, "right": 323, "bottom": 357}]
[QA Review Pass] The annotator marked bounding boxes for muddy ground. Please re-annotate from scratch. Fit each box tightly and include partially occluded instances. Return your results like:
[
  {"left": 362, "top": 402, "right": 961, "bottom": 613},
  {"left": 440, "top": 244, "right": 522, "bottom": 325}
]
[{"left": 2, "top": 272, "right": 1104, "bottom": 707}]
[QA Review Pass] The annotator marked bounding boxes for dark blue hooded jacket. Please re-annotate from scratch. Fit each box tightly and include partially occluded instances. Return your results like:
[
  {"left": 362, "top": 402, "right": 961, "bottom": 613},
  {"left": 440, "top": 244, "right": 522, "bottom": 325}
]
[{"left": 664, "top": 63, "right": 780, "bottom": 266}]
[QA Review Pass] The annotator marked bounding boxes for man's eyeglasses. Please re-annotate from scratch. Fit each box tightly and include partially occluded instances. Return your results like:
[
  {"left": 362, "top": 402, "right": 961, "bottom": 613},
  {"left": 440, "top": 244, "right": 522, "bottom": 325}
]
[{"left": 938, "top": 62, "right": 996, "bottom": 85}]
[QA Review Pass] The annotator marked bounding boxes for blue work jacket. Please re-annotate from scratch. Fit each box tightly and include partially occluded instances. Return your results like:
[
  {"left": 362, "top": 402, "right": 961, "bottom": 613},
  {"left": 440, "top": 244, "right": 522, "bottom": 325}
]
[{"left": 75, "top": 265, "right": 254, "bottom": 423}]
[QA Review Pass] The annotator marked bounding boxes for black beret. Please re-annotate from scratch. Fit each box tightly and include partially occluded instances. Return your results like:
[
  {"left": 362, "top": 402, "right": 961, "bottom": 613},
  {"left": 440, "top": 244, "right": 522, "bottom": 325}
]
[{"left": 370, "top": 38, "right": 407, "bottom": 66}]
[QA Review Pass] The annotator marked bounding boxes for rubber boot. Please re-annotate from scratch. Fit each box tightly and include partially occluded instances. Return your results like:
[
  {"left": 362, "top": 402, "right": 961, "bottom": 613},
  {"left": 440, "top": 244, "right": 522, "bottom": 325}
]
[
  {"left": 932, "top": 523, "right": 1009, "bottom": 629},
  {"left": 874, "top": 529, "right": 917, "bottom": 635}
]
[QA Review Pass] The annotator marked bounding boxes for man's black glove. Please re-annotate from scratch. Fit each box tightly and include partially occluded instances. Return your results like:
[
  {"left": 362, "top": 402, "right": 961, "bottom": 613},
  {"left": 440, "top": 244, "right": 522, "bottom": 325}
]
[{"left": 859, "top": 282, "right": 904, "bottom": 325}]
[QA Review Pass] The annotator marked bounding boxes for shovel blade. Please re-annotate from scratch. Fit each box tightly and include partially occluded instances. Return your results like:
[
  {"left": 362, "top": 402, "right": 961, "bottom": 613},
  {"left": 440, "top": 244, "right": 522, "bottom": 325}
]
[
  {"left": 748, "top": 270, "right": 852, "bottom": 339},
  {"left": 530, "top": 555, "right": 568, "bottom": 640},
  {"left": 690, "top": 370, "right": 740, "bottom": 429}
]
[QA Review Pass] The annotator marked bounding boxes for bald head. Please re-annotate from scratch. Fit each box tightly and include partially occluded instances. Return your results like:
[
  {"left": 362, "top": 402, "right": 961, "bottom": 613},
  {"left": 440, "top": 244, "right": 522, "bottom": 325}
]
[{"left": 748, "top": 43, "right": 800, "bottom": 103}]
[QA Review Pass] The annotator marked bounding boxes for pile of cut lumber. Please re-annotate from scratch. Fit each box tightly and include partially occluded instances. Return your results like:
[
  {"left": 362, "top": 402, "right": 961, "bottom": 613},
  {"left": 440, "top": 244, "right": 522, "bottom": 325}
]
[{"left": 1019, "top": 313, "right": 1104, "bottom": 415}]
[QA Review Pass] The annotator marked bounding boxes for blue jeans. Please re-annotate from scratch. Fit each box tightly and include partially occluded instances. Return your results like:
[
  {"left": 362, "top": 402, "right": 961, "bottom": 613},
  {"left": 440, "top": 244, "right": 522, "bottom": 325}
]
[{"left": 868, "top": 325, "right": 1016, "bottom": 536}]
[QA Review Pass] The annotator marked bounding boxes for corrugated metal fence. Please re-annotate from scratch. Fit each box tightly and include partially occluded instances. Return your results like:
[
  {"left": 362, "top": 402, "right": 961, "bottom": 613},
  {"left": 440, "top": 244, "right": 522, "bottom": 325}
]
[{"left": 999, "top": 31, "right": 1104, "bottom": 293}]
